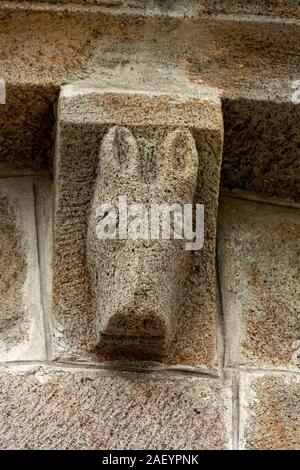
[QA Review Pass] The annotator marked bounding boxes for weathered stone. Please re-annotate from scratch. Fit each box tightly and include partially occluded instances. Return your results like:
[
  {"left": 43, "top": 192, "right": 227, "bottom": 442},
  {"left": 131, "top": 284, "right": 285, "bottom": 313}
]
[
  {"left": 87, "top": 126, "right": 200, "bottom": 352},
  {"left": 1, "top": 5, "right": 298, "bottom": 218},
  {"left": 222, "top": 99, "right": 300, "bottom": 202},
  {"left": 0, "top": 177, "right": 45, "bottom": 360},
  {"left": 240, "top": 372, "right": 300, "bottom": 450},
  {"left": 1, "top": 6, "right": 298, "bottom": 102},
  {"left": 0, "top": 0, "right": 299, "bottom": 453},
  {"left": 12, "top": 0, "right": 300, "bottom": 18},
  {"left": 0, "top": 84, "right": 57, "bottom": 174},
  {"left": 34, "top": 176, "right": 53, "bottom": 359},
  {"left": 218, "top": 197, "right": 300, "bottom": 370},
  {"left": 0, "top": 365, "right": 232, "bottom": 450},
  {"left": 1, "top": 2, "right": 299, "bottom": 189},
  {"left": 53, "top": 83, "right": 223, "bottom": 365}
]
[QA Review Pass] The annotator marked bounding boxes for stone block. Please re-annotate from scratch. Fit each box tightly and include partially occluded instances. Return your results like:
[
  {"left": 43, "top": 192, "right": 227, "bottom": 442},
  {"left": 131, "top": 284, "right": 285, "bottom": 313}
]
[
  {"left": 0, "top": 84, "right": 57, "bottom": 174},
  {"left": 0, "top": 365, "right": 232, "bottom": 450},
  {"left": 34, "top": 176, "right": 53, "bottom": 359},
  {"left": 52, "top": 83, "right": 223, "bottom": 366},
  {"left": 222, "top": 99, "right": 300, "bottom": 202},
  {"left": 240, "top": 372, "right": 300, "bottom": 450},
  {"left": 0, "top": 177, "right": 45, "bottom": 360},
  {"left": 218, "top": 197, "right": 300, "bottom": 370}
]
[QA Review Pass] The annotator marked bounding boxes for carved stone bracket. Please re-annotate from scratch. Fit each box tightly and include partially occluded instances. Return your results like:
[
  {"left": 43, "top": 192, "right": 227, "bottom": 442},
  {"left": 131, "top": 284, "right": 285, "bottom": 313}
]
[
  {"left": 87, "top": 125, "right": 199, "bottom": 350},
  {"left": 53, "top": 84, "right": 223, "bottom": 363}
]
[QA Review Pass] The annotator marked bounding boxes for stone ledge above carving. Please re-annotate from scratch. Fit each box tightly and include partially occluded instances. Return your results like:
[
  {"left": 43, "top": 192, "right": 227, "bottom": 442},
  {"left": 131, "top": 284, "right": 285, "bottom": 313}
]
[{"left": 7, "top": 1, "right": 300, "bottom": 19}]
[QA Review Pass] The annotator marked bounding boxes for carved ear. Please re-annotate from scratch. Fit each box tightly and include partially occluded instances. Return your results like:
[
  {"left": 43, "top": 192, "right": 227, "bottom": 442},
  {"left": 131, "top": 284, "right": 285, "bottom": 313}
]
[
  {"left": 160, "top": 128, "right": 199, "bottom": 187},
  {"left": 99, "top": 126, "right": 139, "bottom": 182}
]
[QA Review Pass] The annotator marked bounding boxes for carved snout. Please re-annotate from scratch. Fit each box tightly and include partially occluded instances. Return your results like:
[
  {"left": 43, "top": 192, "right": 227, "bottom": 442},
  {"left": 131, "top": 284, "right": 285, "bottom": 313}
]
[{"left": 98, "top": 248, "right": 175, "bottom": 345}]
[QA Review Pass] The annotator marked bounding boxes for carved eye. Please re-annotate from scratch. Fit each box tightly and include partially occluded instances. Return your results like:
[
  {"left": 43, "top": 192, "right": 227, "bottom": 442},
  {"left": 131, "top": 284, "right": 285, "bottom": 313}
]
[
  {"left": 160, "top": 128, "right": 199, "bottom": 184},
  {"left": 112, "top": 127, "right": 132, "bottom": 167},
  {"left": 99, "top": 126, "right": 140, "bottom": 179},
  {"left": 174, "top": 138, "right": 188, "bottom": 169},
  {"left": 169, "top": 129, "right": 197, "bottom": 170}
]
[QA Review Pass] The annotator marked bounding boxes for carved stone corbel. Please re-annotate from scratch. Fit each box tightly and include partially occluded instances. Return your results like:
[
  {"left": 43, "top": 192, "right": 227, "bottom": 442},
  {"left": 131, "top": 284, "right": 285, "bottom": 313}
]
[
  {"left": 53, "top": 84, "right": 223, "bottom": 363},
  {"left": 87, "top": 125, "right": 199, "bottom": 350}
]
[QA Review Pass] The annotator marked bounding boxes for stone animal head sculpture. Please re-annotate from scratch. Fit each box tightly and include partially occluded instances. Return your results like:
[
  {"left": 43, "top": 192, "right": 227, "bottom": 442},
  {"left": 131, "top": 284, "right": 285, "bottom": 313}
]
[{"left": 87, "top": 125, "right": 199, "bottom": 353}]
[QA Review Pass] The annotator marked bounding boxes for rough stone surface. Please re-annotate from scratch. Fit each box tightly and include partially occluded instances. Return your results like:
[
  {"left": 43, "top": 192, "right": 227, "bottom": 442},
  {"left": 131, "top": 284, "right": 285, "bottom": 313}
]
[
  {"left": 0, "top": 2, "right": 299, "bottom": 193},
  {"left": 1, "top": 5, "right": 298, "bottom": 100},
  {"left": 222, "top": 99, "right": 300, "bottom": 202},
  {"left": 9, "top": 1, "right": 300, "bottom": 18},
  {"left": 218, "top": 197, "right": 300, "bottom": 370},
  {"left": 34, "top": 176, "right": 53, "bottom": 359},
  {"left": 240, "top": 372, "right": 300, "bottom": 450},
  {"left": 53, "top": 84, "right": 223, "bottom": 366},
  {"left": 0, "top": 0, "right": 299, "bottom": 452},
  {"left": 0, "top": 84, "right": 57, "bottom": 174},
  {"left": 0, "top": 193, "right": 25, "bottom": 346},
  {"left": 87, "top": 125, "right": 200, "bottom": 353},
  {"left": 0, "top": 177, "right": 45, "bottom": 360},
  {"left": 0, "top": 365, "right": 232, "bottom": 450}
]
